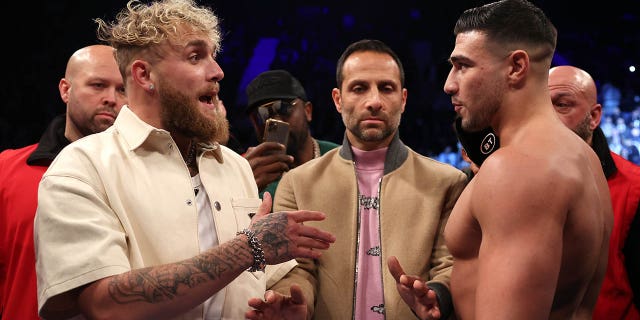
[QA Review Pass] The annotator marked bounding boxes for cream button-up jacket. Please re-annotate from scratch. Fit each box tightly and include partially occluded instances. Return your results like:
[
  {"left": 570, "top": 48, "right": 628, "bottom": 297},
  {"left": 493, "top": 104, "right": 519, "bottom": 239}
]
[{"left": 34, "top": 106, "right": 295, "bottom": 319}]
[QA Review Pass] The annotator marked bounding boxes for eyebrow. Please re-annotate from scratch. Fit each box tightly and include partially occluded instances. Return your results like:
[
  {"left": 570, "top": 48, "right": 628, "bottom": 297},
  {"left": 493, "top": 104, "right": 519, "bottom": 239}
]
[
  {"left": 550, "top": 92, "right": 574, "bottom": 99},
  {"left": 184, "top": 39, "right": 214, "bottom": 52},
  {"left": 448, "top": 55, "right": 469, "bottom": 65},
  {"left": 186, "top": 39, "right": 205, "bottom": 47}
]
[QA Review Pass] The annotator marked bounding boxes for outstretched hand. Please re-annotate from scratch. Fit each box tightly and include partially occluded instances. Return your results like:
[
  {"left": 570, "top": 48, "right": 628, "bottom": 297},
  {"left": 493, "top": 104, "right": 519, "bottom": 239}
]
[
  {"left": 246, "top": 284, "right": 308, "bottom": 320},
  {"left": 387, "top": 256, "right": 441, "bottom": 320},
  {"left": 250, "top": 192, "right": 336, "bottom": 265}
]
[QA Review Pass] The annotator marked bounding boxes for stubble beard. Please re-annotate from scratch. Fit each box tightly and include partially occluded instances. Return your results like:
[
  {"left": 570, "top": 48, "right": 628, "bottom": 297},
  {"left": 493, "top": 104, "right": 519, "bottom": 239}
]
[
  {"left": 68, "top": 95, "right": 116, "bottom": 137},
  {"left": 345, "top": 110, "right": 399, "bottom": 143},
  {"left": 159, "top": 80, "right": 229, "bottom": 144},
  {"left": 287, "top": 121, "right": 310, "bottom": 158},
  {"left": 572, "top": 112, "right": 593, "bottom": 142},
  {"left": 462, "top": 83, "right": 501, "bottom": 132}
]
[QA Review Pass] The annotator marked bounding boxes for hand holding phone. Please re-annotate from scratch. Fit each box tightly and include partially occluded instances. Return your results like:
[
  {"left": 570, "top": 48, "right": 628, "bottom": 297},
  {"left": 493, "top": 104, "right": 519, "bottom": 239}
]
[{"left": 263, "top": 119, "right": 290, "bottom": 153}]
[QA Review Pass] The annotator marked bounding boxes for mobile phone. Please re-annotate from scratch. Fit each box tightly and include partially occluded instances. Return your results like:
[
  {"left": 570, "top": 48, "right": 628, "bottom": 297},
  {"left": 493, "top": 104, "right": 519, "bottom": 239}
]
[{"left": 263, "top": 118, "right": 290, "bottom": 151}]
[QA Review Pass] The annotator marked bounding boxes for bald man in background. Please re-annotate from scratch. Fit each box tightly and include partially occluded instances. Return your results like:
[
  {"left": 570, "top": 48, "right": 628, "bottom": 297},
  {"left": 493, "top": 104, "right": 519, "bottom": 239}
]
[
  {"left": 0, "top": 44, "right": 126, "bottom": 319},
  {"left": 549, "top": 65, "right": 640, "bottom": 320}
]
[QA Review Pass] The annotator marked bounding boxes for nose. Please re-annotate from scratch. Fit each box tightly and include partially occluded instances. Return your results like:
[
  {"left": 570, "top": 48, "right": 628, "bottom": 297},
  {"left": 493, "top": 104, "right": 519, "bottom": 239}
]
[
  {"left": 443, "top": 69, "right": 457, "bottom": 95},
  {"left": 103, "top": 86, "right": 126, "bottom": 111},
  {"left": 366, "top": 88, "right": 384, "bottom": 111},
  {"left": 208, "top": 59, "right": 224, "bottom": 82},
  {"left": 102, "top": 87, "right": 118, "bottom": 107}
]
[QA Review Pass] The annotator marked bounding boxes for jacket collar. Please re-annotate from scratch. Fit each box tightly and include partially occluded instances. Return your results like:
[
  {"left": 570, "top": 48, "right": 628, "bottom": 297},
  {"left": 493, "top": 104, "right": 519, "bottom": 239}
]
[
  {"left": 27, "top": 114, "right": 69, "bottom": 166},
  {"left": 592, "top": 126, "right": 617, "bottom": 178},
  {"left": 115, "top": 105, "right": 223, "bottom": 162},
  {"left": 338, "top": 131, "right": 408, "bottom": 174}
]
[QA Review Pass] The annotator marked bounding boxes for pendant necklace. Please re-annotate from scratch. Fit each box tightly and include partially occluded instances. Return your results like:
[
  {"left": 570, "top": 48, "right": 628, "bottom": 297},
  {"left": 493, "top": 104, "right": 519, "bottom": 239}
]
[{"left": 185, "top": 141, "right": 198, "bottom": 168}]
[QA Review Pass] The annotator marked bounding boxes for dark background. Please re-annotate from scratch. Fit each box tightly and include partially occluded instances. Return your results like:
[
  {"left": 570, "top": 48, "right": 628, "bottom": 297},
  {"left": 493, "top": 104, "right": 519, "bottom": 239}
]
[{"left": 2, "top": 1, "right": 639, "bottom": 164}]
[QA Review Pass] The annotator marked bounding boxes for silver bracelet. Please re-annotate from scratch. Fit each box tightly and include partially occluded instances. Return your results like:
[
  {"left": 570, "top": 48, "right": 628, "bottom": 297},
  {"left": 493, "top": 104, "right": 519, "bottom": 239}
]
[{"left": 237, "top": 229, "right": 266, "bottom": 272}]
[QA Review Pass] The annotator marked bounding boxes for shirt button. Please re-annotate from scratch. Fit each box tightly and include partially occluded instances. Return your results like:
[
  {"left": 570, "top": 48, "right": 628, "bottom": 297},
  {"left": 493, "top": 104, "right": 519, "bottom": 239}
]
[
  {"left": 186, "top": 199, "right": 193, "bottom": 206},
  {"left": 213, "top": 201, "right": 221, "bottom": 211}
]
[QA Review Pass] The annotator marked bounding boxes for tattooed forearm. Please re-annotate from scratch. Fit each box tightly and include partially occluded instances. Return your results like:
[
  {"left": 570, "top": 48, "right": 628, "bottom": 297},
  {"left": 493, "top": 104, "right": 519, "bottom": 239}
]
[
  {"left": 252, "top": 212, "right": 292, "bottom": 258},
  {"left": 107, "top": 237, "right": 252, "bottom": 304}
]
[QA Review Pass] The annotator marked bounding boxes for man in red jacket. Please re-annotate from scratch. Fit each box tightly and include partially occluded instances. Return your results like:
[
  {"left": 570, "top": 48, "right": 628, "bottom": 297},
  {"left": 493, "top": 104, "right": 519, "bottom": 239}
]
[
  {"left": 549, "top": 65, "right": 640, "bottom": 320},
  {"left": 0, "top": 44, "right": 126, "bottom": 320}
]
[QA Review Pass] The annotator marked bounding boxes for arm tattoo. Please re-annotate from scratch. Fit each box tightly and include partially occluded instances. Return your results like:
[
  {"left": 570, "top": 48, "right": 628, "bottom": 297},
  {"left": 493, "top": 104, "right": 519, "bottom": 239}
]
[
  {"left": 108, "top": 237, "right": 251, "bottom": 304},
  {"left": 252, "top": 212, "right": 292, "bottom": 258}
]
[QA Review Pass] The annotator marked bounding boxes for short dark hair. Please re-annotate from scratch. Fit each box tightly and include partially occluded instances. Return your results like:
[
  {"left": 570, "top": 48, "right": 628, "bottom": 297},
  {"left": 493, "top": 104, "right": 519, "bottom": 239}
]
[
  {"left": 454, "top": 0, "right": 557, "bottom": 62},
  {"left": 335, "top": 39, "right": 405, "bottom": 89}
]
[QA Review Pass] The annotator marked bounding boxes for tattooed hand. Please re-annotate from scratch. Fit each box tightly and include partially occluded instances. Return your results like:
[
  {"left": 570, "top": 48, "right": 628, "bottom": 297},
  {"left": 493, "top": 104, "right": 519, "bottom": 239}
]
[{"left": 249, "top": 192, "right": 336, "bottom": 264}]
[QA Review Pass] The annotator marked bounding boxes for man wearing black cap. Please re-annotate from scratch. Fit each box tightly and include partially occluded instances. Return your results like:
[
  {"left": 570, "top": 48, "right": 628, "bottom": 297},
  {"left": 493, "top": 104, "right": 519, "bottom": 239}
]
[{"left": 244, "top": 69, "right": 339, "bottom": 198}]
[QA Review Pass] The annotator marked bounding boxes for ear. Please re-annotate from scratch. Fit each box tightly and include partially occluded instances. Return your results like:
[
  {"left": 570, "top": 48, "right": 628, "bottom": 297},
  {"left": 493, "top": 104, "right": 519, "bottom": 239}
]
[
  {"left": 332, "top": 88, "right": 342, "bottom": 113},
  {"left": 131, "top": 60, "right": 154, "bottom": 92},
  {"left": 58, "top": 78, "right": 71, "bottom": 104},
  {"left": 590, "top": 103, "right": 603, "bottom": 129},
  {"left": 303, "top": 101, "right": 313, "bottom": 122},
  {"left": 401, "top": 88, "right": 407, "bottom": 113},
  {"left": 507, "top": 50, "right": 529, "bottom": 86}
]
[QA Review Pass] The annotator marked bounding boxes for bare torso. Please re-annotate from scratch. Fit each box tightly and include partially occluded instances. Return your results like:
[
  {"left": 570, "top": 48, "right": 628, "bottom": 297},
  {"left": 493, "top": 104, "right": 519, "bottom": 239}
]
[{"left": 444, "top": 120, "right": 612, "bottom": 320}]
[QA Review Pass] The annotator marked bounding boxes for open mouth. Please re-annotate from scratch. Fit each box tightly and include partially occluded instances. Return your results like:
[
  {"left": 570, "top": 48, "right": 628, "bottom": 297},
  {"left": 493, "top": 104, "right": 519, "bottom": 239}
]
[{"left": 199, "top": 95, "right": 214, "bottom": 106}]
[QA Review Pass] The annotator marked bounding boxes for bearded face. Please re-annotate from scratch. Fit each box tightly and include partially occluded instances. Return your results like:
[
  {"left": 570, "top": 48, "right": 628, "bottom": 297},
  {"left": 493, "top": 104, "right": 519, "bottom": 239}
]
[
  {"left": 342, "top": 106, "right": 400, "bottom": 144},
  {"left": 571, "top": 111, "right": 593, "bottom": 142},
  {"left": 286, "top": 119, "right": 310, "bottom": 158},
  {"left": 158, "top": 77, "right": 229, "bottom": 144},
  {"left": 460, "top": 76, "right": 502, "bottom": 133}
]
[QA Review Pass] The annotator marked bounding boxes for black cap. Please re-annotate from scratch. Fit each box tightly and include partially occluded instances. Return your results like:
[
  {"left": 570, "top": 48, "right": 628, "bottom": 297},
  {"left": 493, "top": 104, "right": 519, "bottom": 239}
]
[
  {"left": 245, "top": 70, "right": 307, "bottom": 113},
  {"left": 453, "top": 116, "right": 499, "bottom": 166}
]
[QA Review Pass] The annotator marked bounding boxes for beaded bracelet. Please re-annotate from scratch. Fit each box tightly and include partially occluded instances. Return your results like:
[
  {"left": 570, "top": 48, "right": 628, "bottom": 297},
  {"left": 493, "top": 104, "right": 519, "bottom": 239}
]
[{"left": 237, "top": 229, "right": 266, "bottom": 272}]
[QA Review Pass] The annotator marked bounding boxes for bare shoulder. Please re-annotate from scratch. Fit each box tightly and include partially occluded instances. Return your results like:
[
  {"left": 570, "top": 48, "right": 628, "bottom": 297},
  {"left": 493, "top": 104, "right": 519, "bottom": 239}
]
[
  {"left": 473, "top": 147, "right": 564, "bottom": 198},
  {"left": 471, "top": 145, "right": 577, "bottom": 227}
]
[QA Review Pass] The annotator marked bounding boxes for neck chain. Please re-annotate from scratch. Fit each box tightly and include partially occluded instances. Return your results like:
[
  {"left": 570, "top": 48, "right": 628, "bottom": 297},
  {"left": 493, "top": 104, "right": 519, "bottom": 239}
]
[
  {"left": 312, "top": 138, "right": 320, "bottom": 159},
  {"left": 185, "top": 141, "right": 198, "bottom": 168}
]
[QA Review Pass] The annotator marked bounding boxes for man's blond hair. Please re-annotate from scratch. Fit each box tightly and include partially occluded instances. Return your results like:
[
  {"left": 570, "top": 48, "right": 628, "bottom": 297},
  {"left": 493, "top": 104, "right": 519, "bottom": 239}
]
[{"left": 95, "top": 0, "right": 221, "bottom": 79}]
